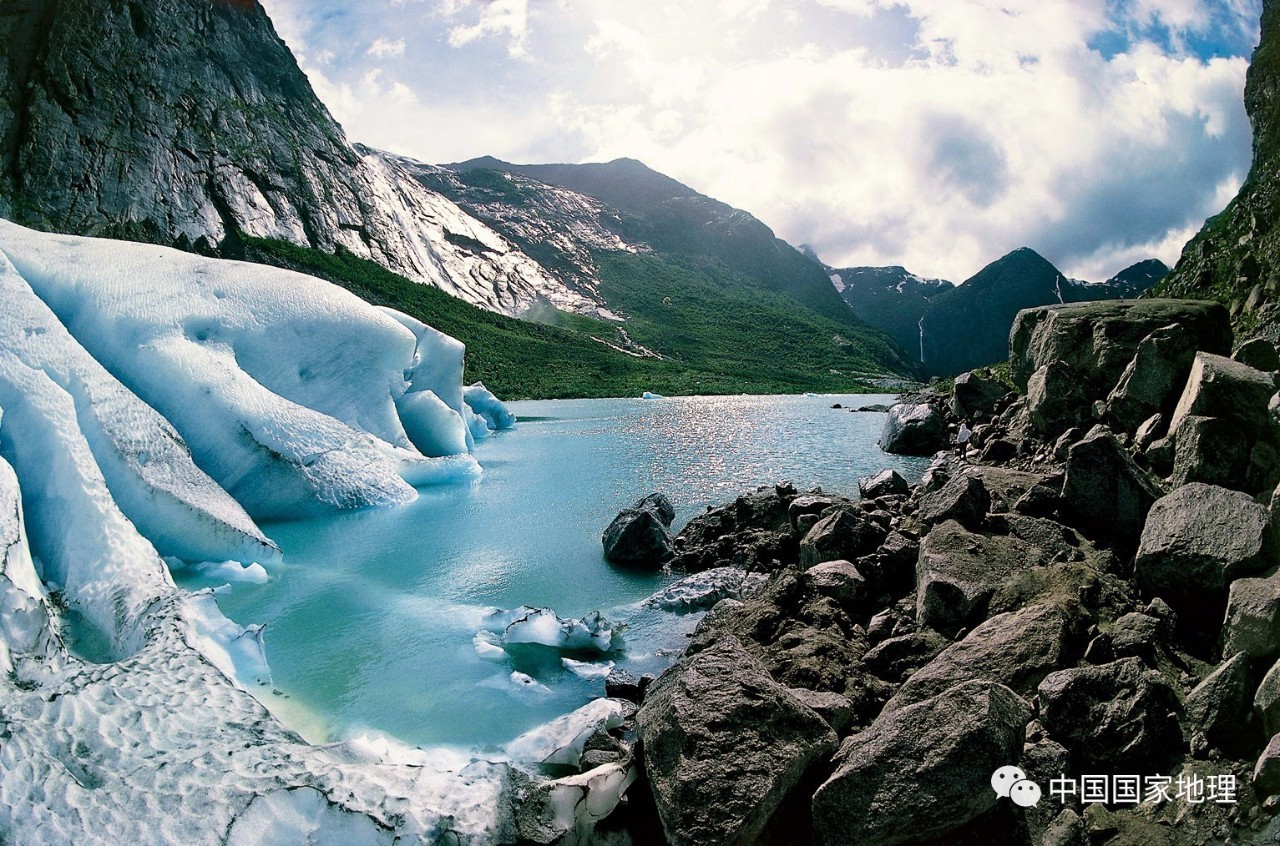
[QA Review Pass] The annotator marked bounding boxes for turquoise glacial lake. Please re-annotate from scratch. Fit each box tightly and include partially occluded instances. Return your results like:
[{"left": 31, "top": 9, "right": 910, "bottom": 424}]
[{"left": 187, "top": 394, "right": 930, "bottom": 753}]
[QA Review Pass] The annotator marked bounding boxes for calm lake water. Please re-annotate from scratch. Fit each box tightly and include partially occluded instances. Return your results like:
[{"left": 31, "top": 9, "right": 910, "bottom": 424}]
[{"left": 181, "top": 394, "right": 929, "bottom": 753}]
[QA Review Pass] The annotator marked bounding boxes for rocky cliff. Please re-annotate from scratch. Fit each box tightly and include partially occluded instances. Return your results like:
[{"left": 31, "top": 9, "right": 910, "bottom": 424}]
[
  {"left": 0, "top": 0, "right": 595, "bottom": 317},
  {"left": 1153, "top": 0, "right": 1280, "bottom": 341}
]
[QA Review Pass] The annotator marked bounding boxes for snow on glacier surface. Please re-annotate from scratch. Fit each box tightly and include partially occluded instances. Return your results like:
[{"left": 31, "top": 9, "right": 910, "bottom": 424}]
[{"left": 0, "top": 220, "right": 479, "bottom": 519}]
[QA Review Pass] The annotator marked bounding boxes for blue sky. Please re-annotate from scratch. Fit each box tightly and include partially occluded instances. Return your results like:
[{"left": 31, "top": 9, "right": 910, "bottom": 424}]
[{"left": 261, "top": 0, "right": 1262, "bottom": 282}]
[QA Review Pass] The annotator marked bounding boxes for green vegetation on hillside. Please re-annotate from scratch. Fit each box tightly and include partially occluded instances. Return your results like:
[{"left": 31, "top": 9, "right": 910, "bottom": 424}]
[{"left": 241, "top": 237, "right": 906, "bottom": 399}]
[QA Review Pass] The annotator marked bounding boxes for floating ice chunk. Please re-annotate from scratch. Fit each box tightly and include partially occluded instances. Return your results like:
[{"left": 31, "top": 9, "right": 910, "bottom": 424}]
[
  {"left": 510, "top": 671, "right": 553, "bottom": 695},
  {"left": 396, "top": 389, "right": 469, "bottom": 458},
  {"left": 502, "top": 607, "right": 625, "bottom": 654},
  {"left": 174, "top": 559, "right": 270, "bottom": 586},
  {"left": 643, "top": 567, "right": 769, "bottom": 612},
  {"left": 507, "top": 698, "right": 634, "bottom": 767},
  {"left": 0, "top": 254, "right": 279, "bottom": 563},
  {"left": 562, "top": 657, "right": 614, "bottom": 680},
  {"left": 465, "top": 382, "right": 517, "bottom": 432},
  {"left": 473, "top": 630, "right": 507, "bottom": 661},
  {"left": 641, "top": 391, "right": 664, "bottom": 400}
]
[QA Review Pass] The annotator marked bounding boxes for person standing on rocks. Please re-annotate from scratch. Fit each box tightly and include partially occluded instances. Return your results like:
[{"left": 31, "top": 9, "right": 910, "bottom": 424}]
[{"left": 956, "top": 420, "right": 973, "bottom": 460}]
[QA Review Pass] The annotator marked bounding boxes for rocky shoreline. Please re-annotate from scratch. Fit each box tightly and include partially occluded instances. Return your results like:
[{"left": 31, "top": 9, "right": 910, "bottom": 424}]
[{"left": 583, "top": 298, "right": 1280, "bottom": 845}]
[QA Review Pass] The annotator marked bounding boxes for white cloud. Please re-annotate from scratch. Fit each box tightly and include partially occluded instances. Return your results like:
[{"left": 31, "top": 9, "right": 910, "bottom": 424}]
[
  {"left": 367, "top": 38, "right": 406, "bottom": 59},
  {"left": 261, "top": 0, "right": 1259, "bottom": 282}
]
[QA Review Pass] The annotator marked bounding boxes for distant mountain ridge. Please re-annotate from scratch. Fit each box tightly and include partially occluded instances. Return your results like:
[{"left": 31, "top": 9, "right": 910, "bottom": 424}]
[{"left": 822, "top": 248, "right": 1168, "bottom": 375}]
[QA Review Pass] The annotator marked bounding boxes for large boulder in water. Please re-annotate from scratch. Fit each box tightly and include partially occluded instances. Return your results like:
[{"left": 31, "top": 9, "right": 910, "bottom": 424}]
[
  {"left": 880, "top": 402, "right": 947, "bottom": 456},
  {"left": 1134, "top": 483, "right": 1275, "bottom": 623},
  {"left": 1059, "top": 425, "right": 1161, "bottom": 546},
  {"left": 811, "top": 680, "right": 1032, "bottom": 846},
  {"left": 602, "top": 493, "right": 676, "bottom": 566},
  {"left": 637, "top": 636, "right": 837, "bottom": 845},
  {"left": 1009, "top": 299, "right": 1232, "bottom": 395}
]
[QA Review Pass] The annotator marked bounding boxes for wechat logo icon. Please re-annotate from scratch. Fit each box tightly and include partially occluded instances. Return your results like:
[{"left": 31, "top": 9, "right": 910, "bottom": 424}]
[{"left": 991, "top": 766, "right": 1042, "bottom": 808}]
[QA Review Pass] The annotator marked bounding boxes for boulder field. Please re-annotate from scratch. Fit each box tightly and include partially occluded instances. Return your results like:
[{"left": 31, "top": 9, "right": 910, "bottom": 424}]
[{"left": 599, "top": 298, "right": 1280, "bottom": 845}]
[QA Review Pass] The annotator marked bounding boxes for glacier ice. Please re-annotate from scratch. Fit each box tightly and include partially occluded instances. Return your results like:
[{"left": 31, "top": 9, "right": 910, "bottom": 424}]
[
  {"left": 507, "top": 698, "right": 635, "bottom": 768},
  {"left": 0, "top": 220, "right": 590, "bottom": 844},
  {"left": 465, "top": 382, "right": 518, "bottom": 432},
  {"left": 0, "top": 220, "right": 482, "bottom": 519}
]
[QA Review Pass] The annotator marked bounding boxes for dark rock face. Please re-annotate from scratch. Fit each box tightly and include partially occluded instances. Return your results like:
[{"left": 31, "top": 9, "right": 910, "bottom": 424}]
[
  {"left": 1037, "top": 657, "right": 1183, "bottom": 773},
  {"left": 883, "top": 604, "right": 1080, "bottom": 712},
  {"left": 915, "top": 520, "right": 1047, "bottom": 637},
  {"left": 799, "top": 510, "right": 886, "bottom": 570},
  {"left": 879, "top": 402, "right": 947, "bottom": 455},
  {"left": 916, "top": 472, "right": 990, "bottom": 530},
  {"left": 0, "top": 0, "right": 567, "bottom": 315},
  {"left": 637, "top": 636, "right": 837, "bottom": 846},
  {"left": 1185, "top": 652, "right": 1260, "bottom": 757},
  {"left": 1235, "top": 338, "right": 1280, "bottom": 371},
  {"left": 1106, "top": 324, "right": 1201, "bottom": 433},
  {"left": 1025, "top": 360, "right": 1091, "bottom": 438},
  {"left": 602, "top": 493, "right": 676, "bottom": 566},
  {"left": 858, "top": 468, "right": 908, "bottom": 500},
  {"left": 951, "top": 370, "right": 1008, "bottom": 419},
  {"left": 1059, "top": 425, "right": 1161, "bottom": 545},
  {"left": 1170, "top": 414, "right": 1280, "bottom": 494},
  {"left": 811, "top": 681, "right": 1032, "bottom": 846},
  {"left": 1134, "top": 482, "right": 1274, "bottom": 619},
  {"left": 1224, "top": 571, "right": 1280, "bottom": 660},
  {"left": 1009, "top": 300, "right": 1232, "bottom": 396}
]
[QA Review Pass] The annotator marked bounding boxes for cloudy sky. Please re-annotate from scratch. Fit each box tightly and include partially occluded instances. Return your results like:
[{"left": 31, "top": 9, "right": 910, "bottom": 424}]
[{"left": 260, "top": 0, "right": 1261, "bottom": 283}]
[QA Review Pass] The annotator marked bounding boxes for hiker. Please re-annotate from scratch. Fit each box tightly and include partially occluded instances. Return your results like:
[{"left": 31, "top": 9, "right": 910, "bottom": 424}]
[{"left": 956, "top": 421, "right": 972, "bottom": 460}]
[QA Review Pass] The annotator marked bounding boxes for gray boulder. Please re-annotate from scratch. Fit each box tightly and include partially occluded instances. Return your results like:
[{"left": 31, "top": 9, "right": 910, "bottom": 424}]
[
  {"left": 916, "top": 472, "right": 990, "bottom": 530},
  {"left": 799, "top": 509, "right": 886, "bottom": 570},
  {"left": 860, "top": 631, "right": 950, "bottom": 684},
  {"left": 1009, "top": 299, "right": 1232, "bottom": 394},
  {"left": 1026, "top": 360, "right": 1091, "bottom": 438},
  {"left": 811, "top": 681, "right": 1032, "bottom": 846},
  {"left": 951, "top": 370, "right": 1007, "bottom": 419},
  {"left": 603, "top": 493, "right": 676, "bottom": 566},
  {"left": 1186, "top": 652, "right": 1258, "bottom": 757},
  {"left": 1133, "top": 413, "right": 1165, "bottom": 451},
  {"left": 1037, "top": 657, "right": 1183, "bottom": 772},
  {"left": 637, "top": 636, "right": 837, "bottom": 846},
  {"left": 1171, "top": 413, "right": 1280, "bottom": 495},
  {"left": 1255, "top": 658, "right": 1280, "bottom": 736},
  {"left": 858, "top": 468, "right": 909, "bottom": 500},
  {"left": 880, "top": 402, "right": 947, "bottom": 456},
  {"left": 1235, "top": 338, "right": 1280, "bottom": 372},
  {"left": 1134, "top": 483, "right": 1274, "bottom": 619},
  {"left": 804, "top": 560, "right": 866, "bottom": 608},
  {"left": 884, "top": 604, "right": 1080, "bottom": 712},
  {"left": 1106, "top": 324, "right": 1200, "bottom": 433},
  {"left": 1255, "top": 734, "right": 1280, "bottom": 797},
  {"left": 1224, "top": 571, "right": 1280, "bottom": 660},
  {"left": 1169, "top": 352, "right": 1277, "bottom": 437},
  {"left": 1060, "top": 425, "right": 1161, "bottom": 545},
  {"left": 916, "top": 520, "right": 1048, "bottom": 637}
]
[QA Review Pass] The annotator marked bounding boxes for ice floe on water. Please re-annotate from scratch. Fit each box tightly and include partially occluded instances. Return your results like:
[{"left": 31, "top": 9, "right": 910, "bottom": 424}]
[{"left": 483, "top": 605, "right": 626, "bottom": 654}]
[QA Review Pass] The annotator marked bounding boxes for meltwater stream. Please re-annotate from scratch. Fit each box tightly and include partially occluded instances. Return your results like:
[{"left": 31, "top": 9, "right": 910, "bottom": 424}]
[{"left": 177, "top": 394, "right": 930, "bottom": 753}]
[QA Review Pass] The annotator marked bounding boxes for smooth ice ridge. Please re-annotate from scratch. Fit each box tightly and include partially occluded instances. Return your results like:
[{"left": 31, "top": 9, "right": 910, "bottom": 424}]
[
  {"left": 0, "top": 222, "right": 587, "bottom": 844},
  {"left": 483, "top": 606, "right": 626, "bottom": 654}
]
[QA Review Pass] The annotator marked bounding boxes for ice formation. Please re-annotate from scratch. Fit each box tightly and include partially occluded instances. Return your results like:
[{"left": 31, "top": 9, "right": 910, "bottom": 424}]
[
  {"left": 507, "top": 698, "right": 635, "bottom": 768},
  {"left": 485, "top": 606, "right": 626, "bottom": 654},
  {"left": 0, "top": 220, "right": 604, "bottom": 843},
  {"left": 465, "top": 382, "right": 518, "bottom": 432},
  {"left": 643, "top": 566, "right": 769, "bottom": 612}
]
